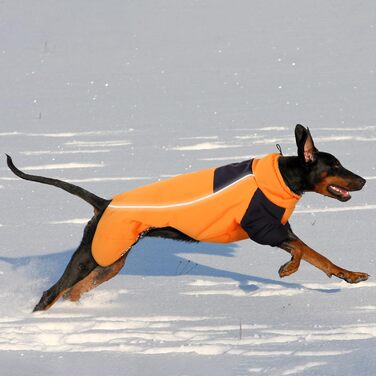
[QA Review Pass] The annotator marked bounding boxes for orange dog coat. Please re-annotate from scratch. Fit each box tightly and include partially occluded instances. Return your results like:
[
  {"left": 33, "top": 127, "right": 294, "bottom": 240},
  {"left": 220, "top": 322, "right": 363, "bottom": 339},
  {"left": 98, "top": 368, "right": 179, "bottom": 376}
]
[{"left": 92, "top": 153, "right": 301, "bottom": 267}]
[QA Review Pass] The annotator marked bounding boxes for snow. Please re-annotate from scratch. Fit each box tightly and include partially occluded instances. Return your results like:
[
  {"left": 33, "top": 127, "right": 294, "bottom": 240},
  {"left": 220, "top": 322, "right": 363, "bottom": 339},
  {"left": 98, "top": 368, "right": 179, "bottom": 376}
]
[
  {"left": 1, "top": 0, "right": 376, "bottom": 375},
  {"left": 22, "top": 162, "right": 104, "bottom": 171}
]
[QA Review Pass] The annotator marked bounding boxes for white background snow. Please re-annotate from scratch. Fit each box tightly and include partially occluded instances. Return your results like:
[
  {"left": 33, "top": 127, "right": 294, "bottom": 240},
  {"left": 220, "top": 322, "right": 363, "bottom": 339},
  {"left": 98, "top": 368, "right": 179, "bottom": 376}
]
[{"left": 1, "top": 1, "right": 376, "bottom": 375}]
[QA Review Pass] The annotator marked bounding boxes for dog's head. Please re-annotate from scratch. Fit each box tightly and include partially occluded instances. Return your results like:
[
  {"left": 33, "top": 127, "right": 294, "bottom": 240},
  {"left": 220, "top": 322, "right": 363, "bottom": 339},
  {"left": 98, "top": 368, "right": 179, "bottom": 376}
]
[{"left": 294, "top": 124, "right": 366, "bottom": 202}]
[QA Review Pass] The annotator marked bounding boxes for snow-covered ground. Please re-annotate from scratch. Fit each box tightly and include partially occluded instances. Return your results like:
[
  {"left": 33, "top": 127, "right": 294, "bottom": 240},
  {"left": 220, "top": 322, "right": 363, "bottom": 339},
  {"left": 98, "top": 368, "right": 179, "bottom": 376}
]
[{"left": 1, "top": 1, "right": 376, "bottom": 375}]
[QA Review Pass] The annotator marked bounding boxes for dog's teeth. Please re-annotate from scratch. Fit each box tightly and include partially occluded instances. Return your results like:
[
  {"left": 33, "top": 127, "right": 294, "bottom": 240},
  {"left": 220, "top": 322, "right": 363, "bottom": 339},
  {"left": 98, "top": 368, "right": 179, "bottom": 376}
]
[{"left": 331, "top": 186, "right": 347, "bottom": 194}]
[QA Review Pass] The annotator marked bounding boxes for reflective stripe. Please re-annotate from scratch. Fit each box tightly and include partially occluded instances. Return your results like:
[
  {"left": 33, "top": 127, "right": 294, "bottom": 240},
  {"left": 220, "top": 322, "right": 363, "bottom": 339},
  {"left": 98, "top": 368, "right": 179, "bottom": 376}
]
[{"left": 109, "top": 173, "right": 253, "bottom": 210}]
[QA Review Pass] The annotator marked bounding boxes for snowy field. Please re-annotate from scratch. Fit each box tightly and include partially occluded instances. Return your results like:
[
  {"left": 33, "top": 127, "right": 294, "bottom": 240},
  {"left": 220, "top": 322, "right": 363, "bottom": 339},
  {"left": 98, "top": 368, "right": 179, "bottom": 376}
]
[{"left": 1, "top": 1, "right": 376, "bottom": 375}]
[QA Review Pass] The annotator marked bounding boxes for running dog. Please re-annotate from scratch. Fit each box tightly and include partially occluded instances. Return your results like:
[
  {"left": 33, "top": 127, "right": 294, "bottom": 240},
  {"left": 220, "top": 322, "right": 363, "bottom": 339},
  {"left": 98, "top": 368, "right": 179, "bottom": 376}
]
[{"left": 6, "top": 124, "right": 369, "bottom": 311}]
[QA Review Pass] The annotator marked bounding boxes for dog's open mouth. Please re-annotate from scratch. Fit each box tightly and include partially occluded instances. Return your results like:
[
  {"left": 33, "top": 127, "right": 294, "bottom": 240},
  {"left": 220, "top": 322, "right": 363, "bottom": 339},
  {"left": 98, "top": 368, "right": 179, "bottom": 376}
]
[{"left": 328, "top": 185, "right": 351, "bottom": 201}]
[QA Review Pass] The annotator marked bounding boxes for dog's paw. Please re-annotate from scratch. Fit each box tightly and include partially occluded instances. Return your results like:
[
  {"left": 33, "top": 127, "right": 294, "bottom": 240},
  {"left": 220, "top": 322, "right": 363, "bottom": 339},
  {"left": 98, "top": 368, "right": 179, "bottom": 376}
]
[
  {"left": 33, "top": 289, "right": 66, "bottom": 312},
  {"left": 338, "top": 271, "right": 369, "bottom": 284},
  {"left": 278, "top": 261, "right": 299, "bottom": 278},
  {"left": 33, "top": 291, "right": 51, "bottom": 312}
]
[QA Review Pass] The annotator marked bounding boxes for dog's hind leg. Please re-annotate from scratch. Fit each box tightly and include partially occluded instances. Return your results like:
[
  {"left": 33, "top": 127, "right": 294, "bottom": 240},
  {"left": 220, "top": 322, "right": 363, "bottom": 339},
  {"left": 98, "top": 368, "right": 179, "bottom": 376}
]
[
  {"left": 64, "top": 253, "right": 129, "bottom": 302},
  {"left": 65, "top": 230, "right": 154, "bottom": 301},
  {"left": 33, "top": 243, "right": 97, "bottom": 312}
]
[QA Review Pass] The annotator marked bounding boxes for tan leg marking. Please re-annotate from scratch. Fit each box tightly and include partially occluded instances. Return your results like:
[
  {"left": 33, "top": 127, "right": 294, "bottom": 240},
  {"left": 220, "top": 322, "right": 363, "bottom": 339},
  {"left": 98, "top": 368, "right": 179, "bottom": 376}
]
[
  {"left": 279, "top": 239, "right": 369, "bottom": 283},
  {"left": 64, "top": 255, "right": 127, "bottom": 302}
]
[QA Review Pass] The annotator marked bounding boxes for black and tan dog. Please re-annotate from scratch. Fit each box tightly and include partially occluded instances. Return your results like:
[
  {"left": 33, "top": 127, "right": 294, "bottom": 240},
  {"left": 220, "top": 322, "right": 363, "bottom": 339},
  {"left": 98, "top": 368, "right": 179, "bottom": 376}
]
[{"left": 6, "top": 125, "right": 369, "bottom": 312}]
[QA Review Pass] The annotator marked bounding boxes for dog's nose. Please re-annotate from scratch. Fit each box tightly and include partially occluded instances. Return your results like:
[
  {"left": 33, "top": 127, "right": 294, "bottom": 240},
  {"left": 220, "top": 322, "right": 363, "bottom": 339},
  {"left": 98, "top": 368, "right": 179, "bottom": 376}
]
[{"left": 359, "top": 177, "right": 366, "bottom": 188}]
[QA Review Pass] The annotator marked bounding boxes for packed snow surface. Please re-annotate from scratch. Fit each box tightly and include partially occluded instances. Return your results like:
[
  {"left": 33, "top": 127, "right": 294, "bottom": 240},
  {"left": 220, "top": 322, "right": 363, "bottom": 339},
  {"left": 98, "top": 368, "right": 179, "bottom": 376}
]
[{"left": 1, "top": 1, "right": 376, "bottom": 375}]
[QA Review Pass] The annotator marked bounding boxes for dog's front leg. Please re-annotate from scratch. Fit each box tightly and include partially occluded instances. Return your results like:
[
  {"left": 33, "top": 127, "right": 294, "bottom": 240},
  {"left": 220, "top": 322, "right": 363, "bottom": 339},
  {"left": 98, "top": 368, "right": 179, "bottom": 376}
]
[{"left": 278, "top": 229, "right": 369, "bottom": 283}]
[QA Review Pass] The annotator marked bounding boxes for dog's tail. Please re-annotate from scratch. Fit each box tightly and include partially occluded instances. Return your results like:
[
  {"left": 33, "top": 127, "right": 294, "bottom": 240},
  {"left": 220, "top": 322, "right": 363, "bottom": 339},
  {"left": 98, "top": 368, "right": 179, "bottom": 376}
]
[{"left": 6, "top": 154, "right": 109, "bottom": 210}]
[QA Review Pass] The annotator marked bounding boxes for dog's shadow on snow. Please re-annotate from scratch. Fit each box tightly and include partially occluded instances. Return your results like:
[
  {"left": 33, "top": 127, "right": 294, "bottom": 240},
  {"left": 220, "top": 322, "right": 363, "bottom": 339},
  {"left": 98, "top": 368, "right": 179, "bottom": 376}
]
[{"left": 0, "top": 238, "right": 340, "bottom": 295}]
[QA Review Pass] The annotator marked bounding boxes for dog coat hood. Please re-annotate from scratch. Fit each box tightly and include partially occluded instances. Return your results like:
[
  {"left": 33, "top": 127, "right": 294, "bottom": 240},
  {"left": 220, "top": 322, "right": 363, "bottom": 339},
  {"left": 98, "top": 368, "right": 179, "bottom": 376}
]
[{"left": 92, "top": 153, "right": 301, "bottom": 267}]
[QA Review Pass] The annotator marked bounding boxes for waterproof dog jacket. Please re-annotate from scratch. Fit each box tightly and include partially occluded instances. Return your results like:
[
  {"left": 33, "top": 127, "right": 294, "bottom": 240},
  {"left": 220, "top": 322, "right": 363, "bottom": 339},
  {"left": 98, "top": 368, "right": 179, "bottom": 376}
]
[{"left": 92, "top": 153, "right": 301, "bottom": 267}]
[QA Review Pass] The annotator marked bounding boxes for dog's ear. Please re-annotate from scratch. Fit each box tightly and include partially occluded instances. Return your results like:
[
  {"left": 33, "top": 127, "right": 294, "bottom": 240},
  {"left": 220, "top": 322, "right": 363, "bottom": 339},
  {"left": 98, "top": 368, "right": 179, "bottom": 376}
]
[{"left": 295, "top": 124, "right": 318, "bottom": 163}]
